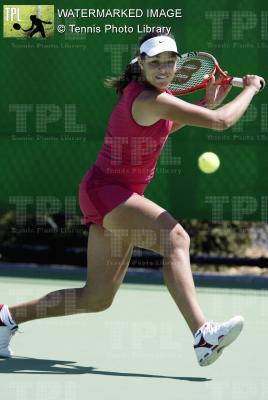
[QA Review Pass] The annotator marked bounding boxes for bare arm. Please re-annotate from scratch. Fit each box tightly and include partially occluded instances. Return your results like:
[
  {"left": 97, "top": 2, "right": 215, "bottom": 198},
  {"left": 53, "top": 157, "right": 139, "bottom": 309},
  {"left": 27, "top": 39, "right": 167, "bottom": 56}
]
[
  {"left": 169, "top": 99, "right": 215, "bottom": 134},
  {"left": 154, "top": 87, "right": 255, "bottom": 131},
  {"left": 169, "top": 96, "right": 220, "bottom": 134},
  {"left": 153, "top": 75, "right": 264, "bottom": 131}
]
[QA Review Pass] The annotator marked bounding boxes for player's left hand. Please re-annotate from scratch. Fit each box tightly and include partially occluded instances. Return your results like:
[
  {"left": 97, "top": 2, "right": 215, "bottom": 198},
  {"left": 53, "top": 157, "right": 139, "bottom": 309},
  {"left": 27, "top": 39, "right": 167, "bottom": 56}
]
[{"left": 203, "top": 73, "right": 232, "bottom": 109}]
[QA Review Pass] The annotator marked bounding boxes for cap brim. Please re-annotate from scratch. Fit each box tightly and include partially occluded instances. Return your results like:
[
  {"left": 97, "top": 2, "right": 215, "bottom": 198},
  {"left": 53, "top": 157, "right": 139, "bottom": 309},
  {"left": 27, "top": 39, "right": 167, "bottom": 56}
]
[{"left": 146, "top": 44, "right": 178, "bottom": 56}]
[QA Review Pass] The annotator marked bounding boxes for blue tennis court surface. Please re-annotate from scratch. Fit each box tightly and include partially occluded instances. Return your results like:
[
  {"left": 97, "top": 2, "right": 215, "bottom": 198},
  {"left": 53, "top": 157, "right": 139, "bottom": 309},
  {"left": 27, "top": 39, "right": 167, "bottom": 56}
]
[{"left": 0, "top": 275, "right": 267, "bottom": 400}]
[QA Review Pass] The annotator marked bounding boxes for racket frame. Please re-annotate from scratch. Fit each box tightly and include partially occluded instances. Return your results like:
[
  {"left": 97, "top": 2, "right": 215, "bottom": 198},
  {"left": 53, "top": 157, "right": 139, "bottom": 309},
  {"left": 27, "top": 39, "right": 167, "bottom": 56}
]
[{"left": 170, "top": 51, "right": 243, "bottom": 95}]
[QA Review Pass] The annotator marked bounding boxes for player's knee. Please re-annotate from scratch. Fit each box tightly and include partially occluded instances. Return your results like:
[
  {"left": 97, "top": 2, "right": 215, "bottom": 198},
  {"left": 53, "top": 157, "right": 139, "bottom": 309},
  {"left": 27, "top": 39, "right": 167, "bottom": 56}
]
[
  {"left": 86, "top": 297, "right": 114, "bottom": 312},
  {"left": 79, "top": 288, "right": 114, "bottom": 312},
  {"left": 178, "top": 225, "right": 190, "bottom": 248},
  {"left": 161, "top": 224, "right": 190, "bottom": 256},
  {"left": 91, "top": 298, "right": 113, "bottom": 312}
]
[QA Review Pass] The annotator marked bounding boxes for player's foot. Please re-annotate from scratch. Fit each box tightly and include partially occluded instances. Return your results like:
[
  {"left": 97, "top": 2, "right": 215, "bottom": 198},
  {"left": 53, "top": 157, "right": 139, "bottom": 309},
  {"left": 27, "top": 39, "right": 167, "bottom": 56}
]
[
  {"left": 193, "top": 315, "right": 244, "bottom": 366},
  {"left": 0, "top": 304, "right": 18, "bottom": 358}
]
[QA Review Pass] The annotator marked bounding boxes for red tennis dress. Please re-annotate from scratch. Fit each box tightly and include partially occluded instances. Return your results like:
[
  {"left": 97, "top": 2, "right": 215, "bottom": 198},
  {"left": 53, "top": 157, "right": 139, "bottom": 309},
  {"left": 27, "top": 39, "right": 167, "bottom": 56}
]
[{"left": 79, "top": 81, "right": 173, "bottom": 227}]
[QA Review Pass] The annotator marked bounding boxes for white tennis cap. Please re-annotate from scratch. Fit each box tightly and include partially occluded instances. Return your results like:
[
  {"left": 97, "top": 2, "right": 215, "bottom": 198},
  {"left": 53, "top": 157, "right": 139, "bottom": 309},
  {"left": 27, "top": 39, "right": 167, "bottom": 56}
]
[{"left": 130, "top": 36, "right": 178, "bottom": 64}]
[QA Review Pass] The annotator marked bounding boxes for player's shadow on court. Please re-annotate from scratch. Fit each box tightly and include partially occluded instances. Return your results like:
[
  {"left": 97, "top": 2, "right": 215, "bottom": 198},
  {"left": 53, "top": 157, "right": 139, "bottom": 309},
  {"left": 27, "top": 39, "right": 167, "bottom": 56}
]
[{"left": 0, "top": 357, "right": 211, "bottom": 381}]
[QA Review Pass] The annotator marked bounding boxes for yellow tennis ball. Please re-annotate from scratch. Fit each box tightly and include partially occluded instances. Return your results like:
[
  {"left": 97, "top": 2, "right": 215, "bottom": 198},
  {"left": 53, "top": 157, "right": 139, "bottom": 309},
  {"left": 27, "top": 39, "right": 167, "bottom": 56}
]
[{"left": 198, "top": 152, "right": 220, "bottom": 174}]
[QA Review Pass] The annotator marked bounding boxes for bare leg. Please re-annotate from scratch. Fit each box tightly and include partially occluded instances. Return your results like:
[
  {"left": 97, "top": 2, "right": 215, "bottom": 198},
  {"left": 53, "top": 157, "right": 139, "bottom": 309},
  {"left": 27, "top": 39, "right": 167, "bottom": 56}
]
[
  {"left": 9, "top": 287, "right": 87, "bottom": 324},
  {"left": 103, "top": 194, "right": 206, "bottom": 336},
  {"left": 10, "top": 249, "right": 204, "bottom": 332},
  {"left": 162, "top": 241, "right": 206, "bottom": 334},
  {"left": 9, "top": 224, "right": 134, "bottom": 324}
]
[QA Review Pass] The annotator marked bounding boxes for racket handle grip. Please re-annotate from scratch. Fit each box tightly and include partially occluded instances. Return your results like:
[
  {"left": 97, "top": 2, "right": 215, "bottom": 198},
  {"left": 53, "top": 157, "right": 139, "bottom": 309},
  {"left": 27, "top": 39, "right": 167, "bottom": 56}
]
[
  {"left": 231, "top": 76, "right": 265, "bottom": 91},
  {"left": 231, "top": 77, "right": 244, "bottom": 88}
]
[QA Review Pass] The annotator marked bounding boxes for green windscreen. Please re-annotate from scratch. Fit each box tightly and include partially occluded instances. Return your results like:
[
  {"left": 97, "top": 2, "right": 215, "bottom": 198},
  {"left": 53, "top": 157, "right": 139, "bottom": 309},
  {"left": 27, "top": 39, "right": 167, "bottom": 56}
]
[{"left": 0, "top": 0, "right": 267, "bottom": 222}]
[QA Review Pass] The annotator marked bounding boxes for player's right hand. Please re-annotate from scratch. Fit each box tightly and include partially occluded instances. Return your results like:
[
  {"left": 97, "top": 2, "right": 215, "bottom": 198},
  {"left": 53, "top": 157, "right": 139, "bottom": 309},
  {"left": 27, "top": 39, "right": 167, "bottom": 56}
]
[{"left": 243, "top": 75, "right": 265, "bottom": 94}]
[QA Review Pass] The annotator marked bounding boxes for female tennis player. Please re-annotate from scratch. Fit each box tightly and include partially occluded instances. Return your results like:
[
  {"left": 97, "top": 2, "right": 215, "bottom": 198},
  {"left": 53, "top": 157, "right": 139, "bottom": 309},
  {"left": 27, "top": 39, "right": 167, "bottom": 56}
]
[{"left": 0, "top": 30, "right": 264, "bottom": 366}]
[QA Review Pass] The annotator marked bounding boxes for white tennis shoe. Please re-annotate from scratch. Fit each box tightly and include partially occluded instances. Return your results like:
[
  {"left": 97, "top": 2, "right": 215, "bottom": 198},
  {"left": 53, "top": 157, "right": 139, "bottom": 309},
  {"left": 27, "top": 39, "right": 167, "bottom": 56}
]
[
  {"left": 0, "top": 304, "right": 18, "bottom": 358},
  {"left": 194, "top": 315, "right": 244, "bottom": 366},
  {"left": 0, "top": 325, "right": 18, "bottom": 358}
]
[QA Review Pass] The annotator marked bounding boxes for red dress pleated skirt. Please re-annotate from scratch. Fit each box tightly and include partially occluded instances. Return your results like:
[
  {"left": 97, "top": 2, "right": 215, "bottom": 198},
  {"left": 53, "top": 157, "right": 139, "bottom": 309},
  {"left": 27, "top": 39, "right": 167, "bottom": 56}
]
[{"left": 79, "top": 165, "right": 147, "bottom": 227}]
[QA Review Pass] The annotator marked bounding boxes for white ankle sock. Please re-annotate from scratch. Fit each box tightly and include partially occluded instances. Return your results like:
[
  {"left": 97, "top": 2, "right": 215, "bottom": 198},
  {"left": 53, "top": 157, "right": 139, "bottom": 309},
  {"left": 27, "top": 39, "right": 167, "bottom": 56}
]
[{"left": 0, "top": 305, "right": 17, "bottom": 327}]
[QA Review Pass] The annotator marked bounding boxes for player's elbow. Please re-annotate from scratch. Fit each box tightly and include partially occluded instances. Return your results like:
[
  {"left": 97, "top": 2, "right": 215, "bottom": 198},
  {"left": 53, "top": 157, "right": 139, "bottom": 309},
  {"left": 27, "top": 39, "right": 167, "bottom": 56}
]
[
  {"left": 214, "top": 112, "right": 233, "bottom": 131},
  {"left": 217, "top": 119, "right": 232, "bottom": 131}
]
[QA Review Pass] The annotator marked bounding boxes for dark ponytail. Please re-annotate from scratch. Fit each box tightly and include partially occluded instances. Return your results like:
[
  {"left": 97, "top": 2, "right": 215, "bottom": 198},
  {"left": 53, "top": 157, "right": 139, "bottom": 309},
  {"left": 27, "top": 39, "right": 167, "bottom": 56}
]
[{"left": 104, "top": 29, "right": 176, "bottom": 95}]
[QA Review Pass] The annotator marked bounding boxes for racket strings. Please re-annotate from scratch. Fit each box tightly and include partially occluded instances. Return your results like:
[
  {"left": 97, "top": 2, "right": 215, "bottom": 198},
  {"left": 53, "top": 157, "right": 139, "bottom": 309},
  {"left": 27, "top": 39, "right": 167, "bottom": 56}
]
[{"left": 168, "top": 55, "right": 215, "bottom": 92}]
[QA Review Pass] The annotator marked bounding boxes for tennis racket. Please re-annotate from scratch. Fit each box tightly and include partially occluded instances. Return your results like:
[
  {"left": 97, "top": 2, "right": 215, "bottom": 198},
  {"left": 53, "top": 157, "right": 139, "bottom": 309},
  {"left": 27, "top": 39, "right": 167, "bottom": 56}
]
[
  {"left": 168, "top": 51, "right": 264, "bottom": 95},
  {"left": 13, "top": 23, "right": 27, "bottom": 32}
]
